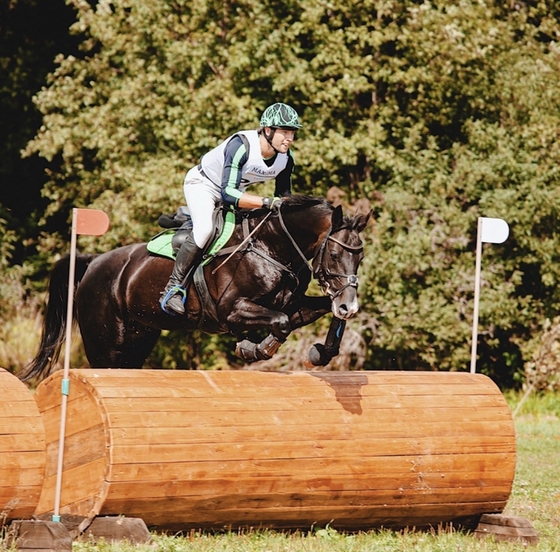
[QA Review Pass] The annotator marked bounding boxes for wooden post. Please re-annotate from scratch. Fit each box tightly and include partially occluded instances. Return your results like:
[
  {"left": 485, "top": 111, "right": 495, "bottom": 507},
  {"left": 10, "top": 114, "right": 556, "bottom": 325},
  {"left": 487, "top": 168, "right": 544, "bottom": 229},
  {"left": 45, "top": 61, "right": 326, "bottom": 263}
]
[{"left": 470, "top": 218, "right": 483, "bottom": 373}]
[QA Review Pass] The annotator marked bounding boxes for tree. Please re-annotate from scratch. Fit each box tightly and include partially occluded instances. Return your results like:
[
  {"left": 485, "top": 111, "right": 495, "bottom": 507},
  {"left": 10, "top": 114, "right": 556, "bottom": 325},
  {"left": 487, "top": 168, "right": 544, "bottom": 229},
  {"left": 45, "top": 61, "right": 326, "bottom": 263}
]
[
  {"left": 21, "top": 0, "right": 560, "bottom": 386},
  {"left": 0, "top": 0, "right": 80, "bottom": 262}
]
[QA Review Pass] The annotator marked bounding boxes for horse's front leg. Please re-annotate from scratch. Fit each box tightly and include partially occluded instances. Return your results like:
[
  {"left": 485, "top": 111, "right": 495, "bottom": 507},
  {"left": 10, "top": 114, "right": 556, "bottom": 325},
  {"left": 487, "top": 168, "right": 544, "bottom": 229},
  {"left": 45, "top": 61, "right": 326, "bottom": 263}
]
[
  {"left": 288, "top": 294, "right": 332, "bottom": 329},
  {"left": 226, "top": 298, "right": 292, "bottom": 363},
  {"left": 305, "top": 316, "right": 347, "bottom": 367},
  {"left": 287, "top": 295, "right": 347, "bottom": 367}
]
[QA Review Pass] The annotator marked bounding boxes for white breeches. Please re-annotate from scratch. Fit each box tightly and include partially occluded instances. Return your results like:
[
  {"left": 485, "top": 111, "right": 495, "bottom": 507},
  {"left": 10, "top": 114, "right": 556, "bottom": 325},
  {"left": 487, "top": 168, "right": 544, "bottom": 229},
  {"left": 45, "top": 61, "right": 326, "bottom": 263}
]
[{"left": 183, "top": 166, "right": 222, "bottom": 248}]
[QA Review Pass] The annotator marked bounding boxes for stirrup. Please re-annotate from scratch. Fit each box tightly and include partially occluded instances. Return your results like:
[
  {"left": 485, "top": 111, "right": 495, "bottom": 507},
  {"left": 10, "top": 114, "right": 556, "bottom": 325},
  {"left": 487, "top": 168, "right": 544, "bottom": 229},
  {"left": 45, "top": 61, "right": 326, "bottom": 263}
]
[{"left": 160, "top": 285, "right": 187, "bottom": 315}]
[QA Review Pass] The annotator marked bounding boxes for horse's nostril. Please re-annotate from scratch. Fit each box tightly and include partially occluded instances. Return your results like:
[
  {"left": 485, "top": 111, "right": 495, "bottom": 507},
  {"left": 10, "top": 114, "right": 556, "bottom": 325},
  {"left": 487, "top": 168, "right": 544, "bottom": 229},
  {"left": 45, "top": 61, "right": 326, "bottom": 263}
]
[{"left": 334, "top": 300, "right": 359, "bottom": 320}]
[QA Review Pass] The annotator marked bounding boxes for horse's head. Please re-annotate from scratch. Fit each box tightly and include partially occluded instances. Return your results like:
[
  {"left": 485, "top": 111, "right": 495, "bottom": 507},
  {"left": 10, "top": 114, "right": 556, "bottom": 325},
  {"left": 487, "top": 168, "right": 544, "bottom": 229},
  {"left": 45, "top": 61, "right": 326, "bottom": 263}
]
[{"left": 313, "top": 206, "right": 371, "bottom": 319}]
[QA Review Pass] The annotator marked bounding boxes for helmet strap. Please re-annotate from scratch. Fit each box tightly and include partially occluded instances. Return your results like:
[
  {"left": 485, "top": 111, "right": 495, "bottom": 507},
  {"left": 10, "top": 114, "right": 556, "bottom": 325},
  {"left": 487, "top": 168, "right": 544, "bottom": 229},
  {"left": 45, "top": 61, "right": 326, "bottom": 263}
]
[{"left": 263, "top": 128, "right": 281, "bottom": 154}]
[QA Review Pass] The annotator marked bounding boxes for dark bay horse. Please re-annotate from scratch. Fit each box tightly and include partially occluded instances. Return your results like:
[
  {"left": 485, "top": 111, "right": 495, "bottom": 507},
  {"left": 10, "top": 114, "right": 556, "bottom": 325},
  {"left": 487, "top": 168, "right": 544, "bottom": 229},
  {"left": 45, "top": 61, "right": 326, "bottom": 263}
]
[{"left": 21, "top": 196, "right": 370, "bottom": 382}]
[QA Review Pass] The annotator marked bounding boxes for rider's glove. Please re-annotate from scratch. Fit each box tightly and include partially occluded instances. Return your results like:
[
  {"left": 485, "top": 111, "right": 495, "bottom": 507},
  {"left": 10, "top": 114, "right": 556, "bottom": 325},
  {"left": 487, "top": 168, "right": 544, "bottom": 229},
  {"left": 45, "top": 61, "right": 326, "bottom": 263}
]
[{"left": 262, "top": 197, "right": 283, "bottom": 211}]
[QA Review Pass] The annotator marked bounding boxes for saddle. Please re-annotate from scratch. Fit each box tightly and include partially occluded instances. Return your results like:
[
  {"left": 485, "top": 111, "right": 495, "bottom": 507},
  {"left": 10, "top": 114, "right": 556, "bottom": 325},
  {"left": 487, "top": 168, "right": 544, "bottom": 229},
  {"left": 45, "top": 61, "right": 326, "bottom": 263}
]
[
  {"left": 147, "top": 206, "right": 235, "bottom": 261},
  {"left": 147, "top": 206, "right": 237, "bottom": 332}
]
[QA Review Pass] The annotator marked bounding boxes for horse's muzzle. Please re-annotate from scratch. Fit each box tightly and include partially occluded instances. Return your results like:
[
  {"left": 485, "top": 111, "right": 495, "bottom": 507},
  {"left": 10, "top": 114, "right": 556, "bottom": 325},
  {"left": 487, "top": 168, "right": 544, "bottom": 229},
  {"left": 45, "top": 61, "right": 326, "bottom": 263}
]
[{"left": 331, "top": 293, "right": 359, "bottom": 320}]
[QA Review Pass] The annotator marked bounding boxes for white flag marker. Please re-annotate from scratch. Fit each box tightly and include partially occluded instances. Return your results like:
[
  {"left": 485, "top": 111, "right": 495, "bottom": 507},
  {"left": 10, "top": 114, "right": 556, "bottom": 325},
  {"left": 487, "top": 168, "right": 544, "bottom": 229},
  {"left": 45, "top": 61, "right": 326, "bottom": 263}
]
[
  {"left": 480, "top": 217, "right": 509, "bottom": 244},
  {"left": 470, "top": 217, "right": 510, "bottom": 374}
]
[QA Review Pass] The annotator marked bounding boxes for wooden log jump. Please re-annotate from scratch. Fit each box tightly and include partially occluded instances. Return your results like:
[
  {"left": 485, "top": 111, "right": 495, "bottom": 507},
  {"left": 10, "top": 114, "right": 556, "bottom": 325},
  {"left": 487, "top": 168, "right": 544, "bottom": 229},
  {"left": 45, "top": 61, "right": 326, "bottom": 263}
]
[
  {"left": 33, "top": 369, "right": 516, "bottom": 532},
  {"left": 0, "top": 368, "right": 46, "bottom": 524}
]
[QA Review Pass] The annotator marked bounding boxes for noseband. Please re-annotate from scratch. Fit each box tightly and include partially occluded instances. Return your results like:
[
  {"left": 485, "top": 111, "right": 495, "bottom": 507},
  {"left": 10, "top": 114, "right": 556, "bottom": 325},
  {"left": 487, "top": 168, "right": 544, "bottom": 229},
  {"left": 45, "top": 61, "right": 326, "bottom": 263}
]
[{"left": 313, "top": 232, "right": 363, "bottom": 300}]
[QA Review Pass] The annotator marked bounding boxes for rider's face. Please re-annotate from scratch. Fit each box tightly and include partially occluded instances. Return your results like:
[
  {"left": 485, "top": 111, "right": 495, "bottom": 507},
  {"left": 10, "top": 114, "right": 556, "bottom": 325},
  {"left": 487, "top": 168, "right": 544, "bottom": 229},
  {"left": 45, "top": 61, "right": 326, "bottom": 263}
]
[{"left": 269, "top": 127, "right": 296, "bottom": 153}]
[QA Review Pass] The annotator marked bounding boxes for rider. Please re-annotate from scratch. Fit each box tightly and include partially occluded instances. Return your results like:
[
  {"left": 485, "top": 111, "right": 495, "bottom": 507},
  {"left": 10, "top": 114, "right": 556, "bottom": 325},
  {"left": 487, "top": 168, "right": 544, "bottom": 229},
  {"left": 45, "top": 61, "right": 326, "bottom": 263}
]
[{"left": 160, "top": 102, "right": 303, "bottom": 315}]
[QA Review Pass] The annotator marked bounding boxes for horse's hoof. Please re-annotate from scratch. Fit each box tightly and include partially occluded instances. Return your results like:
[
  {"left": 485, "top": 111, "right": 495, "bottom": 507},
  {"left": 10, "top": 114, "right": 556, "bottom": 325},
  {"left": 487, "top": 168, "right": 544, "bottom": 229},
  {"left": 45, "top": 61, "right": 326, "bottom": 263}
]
[
  {"left": 307, "top": 344, "right": 331, "bottom": 366},
  {"left": 235, "top": 339, "right": 258, "bottom": 362}
]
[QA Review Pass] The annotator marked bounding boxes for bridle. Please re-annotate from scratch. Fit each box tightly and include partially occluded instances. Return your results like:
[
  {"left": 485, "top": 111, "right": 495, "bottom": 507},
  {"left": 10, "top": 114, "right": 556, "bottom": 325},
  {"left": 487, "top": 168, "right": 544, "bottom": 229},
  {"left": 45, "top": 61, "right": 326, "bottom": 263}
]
[
  {"left": 276, "top": 209, "right": 363, "bottom": 299},
  {"left": 312, "top": 229, "right": 363, "bottom": 300}
]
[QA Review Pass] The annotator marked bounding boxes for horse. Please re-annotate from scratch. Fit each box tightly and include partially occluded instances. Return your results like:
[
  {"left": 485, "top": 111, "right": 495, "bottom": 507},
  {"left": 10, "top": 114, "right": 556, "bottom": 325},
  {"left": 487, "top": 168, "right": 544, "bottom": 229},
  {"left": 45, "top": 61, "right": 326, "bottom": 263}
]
[{"left": 20, "top": 195, "right": 371, "bottom": 382}]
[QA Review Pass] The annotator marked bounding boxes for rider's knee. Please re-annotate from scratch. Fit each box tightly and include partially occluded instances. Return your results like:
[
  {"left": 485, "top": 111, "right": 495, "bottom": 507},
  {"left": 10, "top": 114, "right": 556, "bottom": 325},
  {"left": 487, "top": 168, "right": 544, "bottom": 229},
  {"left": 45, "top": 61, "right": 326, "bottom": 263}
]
[
  {"left": 192, "top": 227, "right": 213, "bottom": 249},
  {"left": 171, "top": 224, "right": 192, "bottom": 252}
]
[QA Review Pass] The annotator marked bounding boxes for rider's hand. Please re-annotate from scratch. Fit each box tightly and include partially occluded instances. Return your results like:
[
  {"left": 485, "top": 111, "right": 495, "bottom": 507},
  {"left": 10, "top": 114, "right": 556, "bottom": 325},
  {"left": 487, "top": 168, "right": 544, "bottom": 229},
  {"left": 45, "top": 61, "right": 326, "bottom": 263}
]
[{"left": 262, "top": 197, "right": 283, "bottom": 211}]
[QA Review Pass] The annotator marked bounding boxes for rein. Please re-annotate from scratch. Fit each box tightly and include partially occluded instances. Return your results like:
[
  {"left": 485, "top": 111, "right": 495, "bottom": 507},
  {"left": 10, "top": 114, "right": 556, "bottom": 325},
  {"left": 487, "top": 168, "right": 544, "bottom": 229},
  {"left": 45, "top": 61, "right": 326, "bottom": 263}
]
[
  {"left": 210, "top": 207, "right": 362, "bottom": 300},
  {"left": 277, "top": 210, "right": 313, "bottom": 272},
  {"left": 275, "top": 208, "right": 364, "bottom": 301},
  {"left": 211, "top": 209, "right": 311, "bottom": 280},
  {"left": 211, "top": 212, "right": 273, "bottom": 274}
]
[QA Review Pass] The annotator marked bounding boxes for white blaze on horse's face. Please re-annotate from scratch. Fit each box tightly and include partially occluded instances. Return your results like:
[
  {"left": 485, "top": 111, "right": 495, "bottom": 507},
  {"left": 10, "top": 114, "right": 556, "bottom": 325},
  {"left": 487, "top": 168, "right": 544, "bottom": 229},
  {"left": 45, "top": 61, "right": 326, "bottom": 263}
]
[
  {"left": 332, "top": 280, "right": 360, "bottom": 319},
  {"left": 314, "top": 231, "right": 364, "bottom": 320},
  {"left": 327, "top": 269, "right": 360, "bottom": 319}
]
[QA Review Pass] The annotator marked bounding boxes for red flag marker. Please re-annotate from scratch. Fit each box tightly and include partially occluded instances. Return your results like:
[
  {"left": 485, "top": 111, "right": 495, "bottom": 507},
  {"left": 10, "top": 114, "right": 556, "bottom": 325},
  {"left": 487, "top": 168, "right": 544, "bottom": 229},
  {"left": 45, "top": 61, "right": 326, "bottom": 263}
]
[
  {"left": 53, "top": 207, "right": 110, "bottom": 523},
  {"left": 75, "top": 208, "right": 110, "bottom": 236}
]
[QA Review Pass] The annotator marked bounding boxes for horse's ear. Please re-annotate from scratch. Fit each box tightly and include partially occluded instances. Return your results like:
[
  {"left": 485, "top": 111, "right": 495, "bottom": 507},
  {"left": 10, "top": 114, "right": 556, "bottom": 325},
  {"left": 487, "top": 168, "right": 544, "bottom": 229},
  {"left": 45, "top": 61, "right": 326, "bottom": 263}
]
[
  {"left": 354, "top": 210, "right": 372, "bottom": 233},
  {"left": 331, "top": 205, "right": 344, "bottom": 228}
]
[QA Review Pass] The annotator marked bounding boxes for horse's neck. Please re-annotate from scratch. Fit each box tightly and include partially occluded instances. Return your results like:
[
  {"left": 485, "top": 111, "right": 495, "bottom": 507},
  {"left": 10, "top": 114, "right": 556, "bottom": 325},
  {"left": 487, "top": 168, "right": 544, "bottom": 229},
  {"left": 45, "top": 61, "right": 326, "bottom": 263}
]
[{"left": 278, "top": 209, "right": 331, "bottom": 256}]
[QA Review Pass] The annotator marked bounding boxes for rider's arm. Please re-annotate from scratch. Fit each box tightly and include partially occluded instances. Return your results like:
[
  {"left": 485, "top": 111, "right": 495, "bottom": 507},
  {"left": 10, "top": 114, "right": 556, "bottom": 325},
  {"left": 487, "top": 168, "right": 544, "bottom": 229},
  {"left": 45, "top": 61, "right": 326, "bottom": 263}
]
[
  {"left": 220, "top": 136, "right": 249, "bottom": 207},
  {"left": 237, "top": 194, "right": 268, "bottom": 209},
  {"left": 221, "top": 135, "right": 276, "bottom": 209},
  {"left": 273, "top": 150, "right": 294, "bottom": 197}
]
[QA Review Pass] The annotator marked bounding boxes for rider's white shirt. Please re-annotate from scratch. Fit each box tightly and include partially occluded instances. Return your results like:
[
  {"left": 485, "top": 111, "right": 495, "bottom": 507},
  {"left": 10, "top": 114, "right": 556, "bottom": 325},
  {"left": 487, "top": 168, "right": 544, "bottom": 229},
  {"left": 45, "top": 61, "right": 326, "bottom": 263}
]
[{"left": 200, "top": 130, "right": 289, "bottom": 190}]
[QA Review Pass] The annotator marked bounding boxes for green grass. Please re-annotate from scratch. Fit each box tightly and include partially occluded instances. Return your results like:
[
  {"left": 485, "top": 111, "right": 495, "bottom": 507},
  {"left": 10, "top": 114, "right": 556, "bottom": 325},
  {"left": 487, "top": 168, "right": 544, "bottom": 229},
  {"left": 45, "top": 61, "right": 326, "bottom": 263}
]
[
  {"left": 69, "top": 526, "right": 560, "bottom": 552},
  {"left": 3, "top": 391, "right": 560, "bottom": 551},
  {"left": 502, "top": 390, "right": 560, "bottom": 547}
]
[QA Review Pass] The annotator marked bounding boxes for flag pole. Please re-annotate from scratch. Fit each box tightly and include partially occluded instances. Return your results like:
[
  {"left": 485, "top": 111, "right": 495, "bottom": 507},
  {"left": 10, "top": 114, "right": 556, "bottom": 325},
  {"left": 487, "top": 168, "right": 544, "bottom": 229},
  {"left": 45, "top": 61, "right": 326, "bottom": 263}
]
[
  {"left": 470, "top": 217, "right": 483, "bottom": 374},
  {"left": 52, "top": 208, "right": 78, "bottom": 522},
  {"left": 50, "top": 207, "right": 110, "bottom": 521}
]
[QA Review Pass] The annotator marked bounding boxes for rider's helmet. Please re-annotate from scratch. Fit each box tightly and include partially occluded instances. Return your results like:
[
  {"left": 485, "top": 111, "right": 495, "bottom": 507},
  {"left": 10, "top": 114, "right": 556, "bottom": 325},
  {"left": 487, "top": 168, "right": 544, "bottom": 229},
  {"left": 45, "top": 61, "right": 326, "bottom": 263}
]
[{"left": 260, "top": 103, "right": 302, "bottom": 130}]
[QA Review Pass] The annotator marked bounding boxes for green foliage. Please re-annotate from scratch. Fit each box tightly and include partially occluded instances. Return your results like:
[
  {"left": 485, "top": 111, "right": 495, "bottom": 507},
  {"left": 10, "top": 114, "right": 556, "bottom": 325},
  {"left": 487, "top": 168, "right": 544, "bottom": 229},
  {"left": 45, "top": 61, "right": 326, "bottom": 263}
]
[
  {"left": 9, "top": 0, "right": 560, "bottom": 384},
  {"left": 0, "top": 0, "right": 80, "bottom": 249},
  {"left": 0, "top": 216, "right": 15, "bottom": 272},
  {"left": 506, "top": 388, "right": 560, "bottom": 418},
  {"left": 520, "top": 317, "right": 560, "bottom": 393},
  {"left": 0, "top": 217, "right": 39, "bottom": 373},
  {"left": 145, "top": 330, "right": 236, "bottom": 370}
]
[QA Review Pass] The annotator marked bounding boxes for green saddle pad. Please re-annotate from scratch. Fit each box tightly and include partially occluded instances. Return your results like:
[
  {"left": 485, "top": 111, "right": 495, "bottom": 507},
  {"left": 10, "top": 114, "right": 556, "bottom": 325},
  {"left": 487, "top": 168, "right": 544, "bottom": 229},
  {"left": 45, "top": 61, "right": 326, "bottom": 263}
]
[
  {"left": 147, "top": 210, "right": 236, "bottom": 262},
  {"left": 146, "top": 230, "right": 176, "bottom": 259}
]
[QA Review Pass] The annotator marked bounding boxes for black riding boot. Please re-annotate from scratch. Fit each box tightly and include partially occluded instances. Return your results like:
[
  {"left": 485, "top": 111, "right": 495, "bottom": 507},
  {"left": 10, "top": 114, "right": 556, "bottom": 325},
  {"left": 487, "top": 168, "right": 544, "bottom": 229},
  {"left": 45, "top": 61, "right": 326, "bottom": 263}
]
[{"left": 160, "top": 233, "right": 203, "bottom": 315}]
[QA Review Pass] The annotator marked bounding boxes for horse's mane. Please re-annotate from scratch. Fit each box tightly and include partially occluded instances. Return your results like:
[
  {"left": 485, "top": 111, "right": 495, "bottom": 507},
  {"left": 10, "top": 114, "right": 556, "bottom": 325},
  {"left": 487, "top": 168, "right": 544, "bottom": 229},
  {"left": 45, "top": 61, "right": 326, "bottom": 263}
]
[
  {"left": 283, "top": 195, "right": 364, "bottom": 231},
  {"left": 344, "top": 212, "right": 367, "bottom": 231},
  {"left": 281, "top": 194, "right": 333, "bottom": 213}
]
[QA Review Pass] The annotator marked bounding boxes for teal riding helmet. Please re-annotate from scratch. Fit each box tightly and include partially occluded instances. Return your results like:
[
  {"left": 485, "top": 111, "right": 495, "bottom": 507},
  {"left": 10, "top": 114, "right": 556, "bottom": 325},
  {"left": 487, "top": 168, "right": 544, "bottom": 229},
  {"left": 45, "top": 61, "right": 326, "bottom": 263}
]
[{"left": 260, "top": 103, "right": 302, "bottom": 129}]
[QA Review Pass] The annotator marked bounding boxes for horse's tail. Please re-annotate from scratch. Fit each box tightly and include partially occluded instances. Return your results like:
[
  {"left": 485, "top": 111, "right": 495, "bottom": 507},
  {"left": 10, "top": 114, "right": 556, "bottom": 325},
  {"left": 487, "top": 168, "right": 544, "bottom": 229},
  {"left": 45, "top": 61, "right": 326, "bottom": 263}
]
[{"left": 19, "top": 252, "right": 98, "bottom": 383}]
